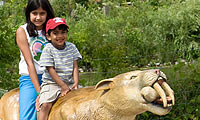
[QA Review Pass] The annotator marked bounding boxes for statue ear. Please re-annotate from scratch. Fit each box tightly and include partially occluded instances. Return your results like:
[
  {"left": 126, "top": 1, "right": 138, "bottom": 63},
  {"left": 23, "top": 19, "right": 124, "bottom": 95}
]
[{"left": 95, "top": 78, "right": 114, "bottom": 90}]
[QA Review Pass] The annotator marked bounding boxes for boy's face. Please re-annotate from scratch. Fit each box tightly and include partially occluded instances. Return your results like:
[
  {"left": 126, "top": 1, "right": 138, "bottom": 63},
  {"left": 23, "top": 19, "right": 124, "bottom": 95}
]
[{"left": 47, "top": 27, "right": 67, "bottom": 49}]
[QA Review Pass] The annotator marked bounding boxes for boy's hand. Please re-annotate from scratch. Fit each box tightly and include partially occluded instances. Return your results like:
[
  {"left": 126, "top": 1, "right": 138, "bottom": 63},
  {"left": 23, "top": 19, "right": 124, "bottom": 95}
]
[
  {"left": 60, "top": 84, "right": 71, "bottom": 97},
  {"left": 71, "top": 83, "right": 78, "bottom": 90},
  {"left": 35, "top": 95, "right": 41, "bottom": 112}
]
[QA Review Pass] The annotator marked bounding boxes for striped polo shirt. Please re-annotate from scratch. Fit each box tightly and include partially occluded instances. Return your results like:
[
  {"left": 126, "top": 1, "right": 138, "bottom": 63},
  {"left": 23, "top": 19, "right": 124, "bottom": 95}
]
[{"left": 40, "top": 42, "right": 82, "bottom": 84}]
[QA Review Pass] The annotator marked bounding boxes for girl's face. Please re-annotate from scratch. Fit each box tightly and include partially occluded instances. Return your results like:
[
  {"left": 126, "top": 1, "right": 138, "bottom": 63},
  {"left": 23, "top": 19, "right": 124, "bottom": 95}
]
[
  {"left": 30, "top": 7, "right": 47, "bottom": 30},
  {"left": 47, "top": 27, "right": 67, "bottom": 49}
]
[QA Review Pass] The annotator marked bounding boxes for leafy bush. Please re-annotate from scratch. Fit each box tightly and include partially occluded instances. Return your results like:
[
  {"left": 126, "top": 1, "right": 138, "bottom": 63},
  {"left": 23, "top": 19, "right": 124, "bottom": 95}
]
[
  {"left": 0, "top": 0, "right": 25, "bottom": 91},
  {"left": 63, "top": 0, "right": 200, "bottom": 73}
]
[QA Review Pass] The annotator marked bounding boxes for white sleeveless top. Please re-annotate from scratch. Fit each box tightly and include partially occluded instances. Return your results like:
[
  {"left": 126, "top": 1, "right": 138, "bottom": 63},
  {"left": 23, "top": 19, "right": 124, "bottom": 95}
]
[{"left": 19, "top": 24, "right": 49, "bottom": 75}]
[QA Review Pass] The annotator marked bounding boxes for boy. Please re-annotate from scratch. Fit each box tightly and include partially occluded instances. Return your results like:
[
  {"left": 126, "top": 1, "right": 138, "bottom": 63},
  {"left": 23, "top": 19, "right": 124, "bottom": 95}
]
[{"left": 38, "top": 17, "right": 82, "bottom": 120}]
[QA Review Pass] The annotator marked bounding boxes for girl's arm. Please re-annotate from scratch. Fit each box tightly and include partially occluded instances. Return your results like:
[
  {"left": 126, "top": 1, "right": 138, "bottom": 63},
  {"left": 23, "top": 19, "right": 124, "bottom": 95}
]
[
  {"left": 47, "top": 66, "right": 71, "bottom": 96},
  {"left": 71, "top": 60, "right": 79, "bottom": 89},
  {"left": 16, "top": 27, "right": 41, "bottom": 93}
]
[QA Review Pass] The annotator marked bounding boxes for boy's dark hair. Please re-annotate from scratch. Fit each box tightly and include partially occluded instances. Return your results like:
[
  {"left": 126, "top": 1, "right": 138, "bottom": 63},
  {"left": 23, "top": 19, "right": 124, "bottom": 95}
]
[
  {"left": 25, "top": 0, "right": 55, "bottom": 37},
  {"left": 47, "top": 24, "right": 69, "bottom": 36}
]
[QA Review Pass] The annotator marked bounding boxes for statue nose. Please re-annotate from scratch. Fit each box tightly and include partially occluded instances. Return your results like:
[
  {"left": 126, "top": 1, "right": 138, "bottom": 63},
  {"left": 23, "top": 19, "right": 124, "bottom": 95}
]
[{"left": 154, "top": 69, "right": 160, "bottom": 75}]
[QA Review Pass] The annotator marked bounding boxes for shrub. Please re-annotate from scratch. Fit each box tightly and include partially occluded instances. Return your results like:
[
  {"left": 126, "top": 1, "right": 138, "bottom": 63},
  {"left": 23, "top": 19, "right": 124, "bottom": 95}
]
[{"left": 0, "top": 0, "right": 25, "bottom": 91}]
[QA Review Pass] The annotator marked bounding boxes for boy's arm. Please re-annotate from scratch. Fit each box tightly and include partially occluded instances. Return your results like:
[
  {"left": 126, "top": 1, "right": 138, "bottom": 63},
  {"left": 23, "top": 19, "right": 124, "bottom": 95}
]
[
  {"left": 71, "top": 60, "right": 79, "bottom": 89},
  {"left": 47, "top": 66, "right": 71, "bottom": 96}
]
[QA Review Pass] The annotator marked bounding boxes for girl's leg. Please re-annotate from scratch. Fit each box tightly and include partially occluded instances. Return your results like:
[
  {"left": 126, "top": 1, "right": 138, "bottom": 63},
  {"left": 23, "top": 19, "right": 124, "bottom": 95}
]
[
  {"left": 38, "top": 102, "right": 53, "bottom": 120},
  {"left": 19, "top": 75, "right": 42, "bottom": 120}
]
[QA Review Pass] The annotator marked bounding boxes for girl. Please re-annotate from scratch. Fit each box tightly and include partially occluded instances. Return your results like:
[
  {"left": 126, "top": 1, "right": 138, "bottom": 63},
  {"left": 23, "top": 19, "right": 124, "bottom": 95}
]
[{"left": 16, "top": 0, "right": 54, "bottom": 119}]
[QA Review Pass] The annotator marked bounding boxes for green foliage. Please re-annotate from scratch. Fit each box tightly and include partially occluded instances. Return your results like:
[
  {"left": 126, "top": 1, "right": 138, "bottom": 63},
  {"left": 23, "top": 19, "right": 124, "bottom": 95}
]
[
  {"left": 0, "top": 88, "right": 8, "bottom": 98},
  {"left": 66, "top": 4, "right": 131, "bottom": 73},
  {"left": 2, "top": 0, "right": 200, "bottom": 85},
  {"left": 51, "top": 0, "right": 75, "bottom": 17},
  {"left": 0, "top": 0, "right": 25, "bottom": 91},
  {"left": 64, "top": 0, "right": 200, "bottom": 73},
  {"left": 51, "top": 0, "right": 90, "bottom": 17},
  {"left": 1, "top": 1, "right": 200, "bottom": 119},
  {"left": 2, "top": 0, "right": 198, "bottom": 78}
]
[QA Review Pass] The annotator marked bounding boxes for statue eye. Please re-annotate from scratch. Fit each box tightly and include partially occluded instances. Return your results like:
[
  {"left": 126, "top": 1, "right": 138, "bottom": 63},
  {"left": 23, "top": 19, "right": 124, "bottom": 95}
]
[{"left": 130, "top": 75, "right": 137, "bottom": 79}]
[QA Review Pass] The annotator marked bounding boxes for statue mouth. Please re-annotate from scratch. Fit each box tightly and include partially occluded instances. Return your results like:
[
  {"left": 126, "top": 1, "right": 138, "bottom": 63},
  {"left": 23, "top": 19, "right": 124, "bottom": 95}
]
[
  {"left": 141, "top": 76, "right": 175, "bottom": 109},
  {"left": 153, "top": 96, "right": 173, "bottom": 108},
  {"left": 152, "top": 77, "right": 175, "bottom": 108}
]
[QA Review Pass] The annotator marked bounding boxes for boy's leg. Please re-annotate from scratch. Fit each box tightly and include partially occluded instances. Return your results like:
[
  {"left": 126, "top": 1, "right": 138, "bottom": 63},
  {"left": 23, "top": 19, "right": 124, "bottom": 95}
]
[{"left": 38, "top": 102, "right": 53, "bottom": 120}]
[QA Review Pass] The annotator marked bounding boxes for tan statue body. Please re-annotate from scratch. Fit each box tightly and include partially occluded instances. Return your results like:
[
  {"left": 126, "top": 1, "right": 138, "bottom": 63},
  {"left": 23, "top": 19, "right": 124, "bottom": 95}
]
[{"left": 0, "top": 70, "right": 175, "bottom": 120}]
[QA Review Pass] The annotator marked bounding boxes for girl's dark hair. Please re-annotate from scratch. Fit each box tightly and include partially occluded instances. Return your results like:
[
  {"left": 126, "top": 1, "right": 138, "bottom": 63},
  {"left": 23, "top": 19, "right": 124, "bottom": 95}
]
[{"left": 25, "top": 0, "right": 55, "bottom": 37}]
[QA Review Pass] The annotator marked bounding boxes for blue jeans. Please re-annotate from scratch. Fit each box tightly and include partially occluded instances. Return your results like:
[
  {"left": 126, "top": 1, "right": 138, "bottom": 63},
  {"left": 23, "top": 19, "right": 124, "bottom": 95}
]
[{"left": 19, "top": 74, "right": 42, "bottom": 120}]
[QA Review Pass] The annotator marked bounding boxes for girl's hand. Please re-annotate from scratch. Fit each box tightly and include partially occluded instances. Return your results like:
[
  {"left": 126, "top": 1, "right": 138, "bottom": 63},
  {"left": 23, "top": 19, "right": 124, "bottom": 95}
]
[
  {"left": 60, "top": 84, "right": 71, "bottom": 97},
  {"left": 35, "top": 95, "right": 41, "bottom": 112}
]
